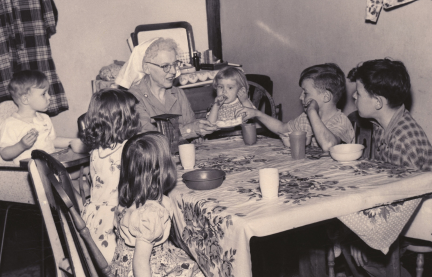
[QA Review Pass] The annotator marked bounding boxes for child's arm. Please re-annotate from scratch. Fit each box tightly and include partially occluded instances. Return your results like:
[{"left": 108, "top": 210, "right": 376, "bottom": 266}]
[
  {"left": 237, "top": 87, "right": 254, "bottom": 109},
  {"left": 54, "top": 137, "right": 91, "bottom": 154},
  {"left": 207, "top": 95, "right": 227, "bottom": 123},
  {"left": 305, "top": 100, "right": 340, "bottom": 151},
  {"left": 133, "top": 240, "right": 153, "bottom": 277},
  {"left": 236, "top": 107, "right": 290, "bottom": 135},
  {"left": 53, "top": 137, "right": 74, "bottom": 148},
  {"left": 0, "top": 129, "right": 38, "bottom": 161}
]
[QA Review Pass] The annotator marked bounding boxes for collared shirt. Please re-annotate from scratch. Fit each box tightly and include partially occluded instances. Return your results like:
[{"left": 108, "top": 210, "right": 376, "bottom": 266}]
[
  {"left": 372, "top": 105, "right": 432, "bottom": 171},
  {"left": 285, "top": 110, "right": 355, "bottom": 147},
  {"left": 128, "top": 77, "right": 199, "bottom": 139},
  {"left": 0, "top": 112, "right": 56, "bottom": 164}
]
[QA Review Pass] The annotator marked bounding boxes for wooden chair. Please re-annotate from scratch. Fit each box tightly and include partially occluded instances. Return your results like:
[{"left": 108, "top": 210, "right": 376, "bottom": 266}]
[
  {"left": 348, "top": 111, "right": 374, "bottom": 159},
  {"left": 402, "top": 195, "right": 432, "bottom": 277},
  {"left": 29, "top": 150, "right": 112, "bottom": 277}
]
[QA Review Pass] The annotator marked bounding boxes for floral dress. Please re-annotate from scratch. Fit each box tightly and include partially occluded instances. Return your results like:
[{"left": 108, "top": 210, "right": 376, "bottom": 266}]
[
  {"left": 81, "top": 141, "right": 127, "bottom": 263},
  {"left": 110, "top": 196, "right": 204, "bottom": 277}
]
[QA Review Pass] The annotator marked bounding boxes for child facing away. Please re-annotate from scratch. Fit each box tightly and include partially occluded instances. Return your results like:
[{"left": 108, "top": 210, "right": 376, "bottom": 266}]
[
  {"left": 237, "top": 63, "right": 355, "bottom": 151},
  {"left": 207, "top": 66, "right": 255, "bottom": 127},
  {"left": 0, "top": 70, "right": 84, "bottom": 164},
  {"left": 110, "top": 132, "right": 204, "bottom": 277},
  {"left": 80, "top": 88, "right": 141, "bottom": 263},
  {"left": 347, "top": 58, "right": 432, "bottom": 277}
]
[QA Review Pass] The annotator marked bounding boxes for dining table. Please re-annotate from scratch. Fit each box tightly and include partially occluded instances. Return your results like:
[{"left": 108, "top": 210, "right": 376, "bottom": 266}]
[{"left": 168, "top": 135, "right": 432, "bottom": 277}]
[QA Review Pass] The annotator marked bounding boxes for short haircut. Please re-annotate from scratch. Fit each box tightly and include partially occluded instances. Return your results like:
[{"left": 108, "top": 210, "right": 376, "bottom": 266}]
[
  {"left": 347, "top": 58, "right": 410, "bottom": 109},
  {"left": 298, "top": 63, "right": 346, "bottom": 103},
  {"left": 118, "top": 131, "right": 177, "bottom": 208},
  {"left": 212, "top": 66, "right": 249, "bottom": 92},
  {"left": 143, "top": 37, "right": 178, "bottom": 64},
  {"left": 83, "top": 88, "right": 141, "bottom": 149},
  {"left": 7, "top": 70, "right": 48, "bottom": 103}
]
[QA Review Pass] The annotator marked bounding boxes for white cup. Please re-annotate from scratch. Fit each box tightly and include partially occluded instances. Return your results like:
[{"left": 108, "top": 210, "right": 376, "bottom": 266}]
[
  {"left": 259, "top": 168, "right": 279, "bottom": 199},
  {"left": 178, "top": 144, "right": 195, "bottom": 170}
]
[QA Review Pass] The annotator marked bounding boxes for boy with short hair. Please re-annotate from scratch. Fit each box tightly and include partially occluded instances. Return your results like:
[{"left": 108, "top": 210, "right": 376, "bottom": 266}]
[
  {"left": 349, "top": 58, "right": 432, "bottom": 171},
  {"left": 347, "top": 58, "right": 432, "bottom": 277},
  {"left": 238, "top": 63, "right": 354, "bottom": 151},
  {"left": 0, "top": 70, "right": 81, "bottom": 164}
]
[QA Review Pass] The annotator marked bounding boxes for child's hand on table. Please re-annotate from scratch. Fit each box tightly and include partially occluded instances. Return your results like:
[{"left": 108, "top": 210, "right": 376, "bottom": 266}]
[
  {"left": 70, "top": 138, "right": 90, "bottom": 154},
  {"left": 20, "top": 128, "right": 38, "bottom": 150}
]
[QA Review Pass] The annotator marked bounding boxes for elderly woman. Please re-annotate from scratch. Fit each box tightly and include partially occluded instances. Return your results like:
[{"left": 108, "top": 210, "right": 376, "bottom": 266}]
[{"left": 115, "top": 37, "right": 218, "bottom": 139}]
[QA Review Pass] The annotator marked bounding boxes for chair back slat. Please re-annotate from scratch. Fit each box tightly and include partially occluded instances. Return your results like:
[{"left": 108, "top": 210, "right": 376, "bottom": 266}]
[{"left": 29, "top": 150, "right": 113, "bottom": 277}]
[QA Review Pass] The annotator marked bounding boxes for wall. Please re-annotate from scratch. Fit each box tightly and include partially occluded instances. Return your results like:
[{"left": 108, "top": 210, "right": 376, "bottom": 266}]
[
  {"left": 50, "top": 0, "right": 208, "bottom": 137},
  {"left": 220, "top": 0, "right": 432, "bottom": 138}
]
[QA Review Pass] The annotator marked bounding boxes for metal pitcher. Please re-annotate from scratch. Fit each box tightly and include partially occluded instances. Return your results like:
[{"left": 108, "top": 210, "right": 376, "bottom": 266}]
[{"left": 152, "top": 114, "right": 182, "bottom": 154}]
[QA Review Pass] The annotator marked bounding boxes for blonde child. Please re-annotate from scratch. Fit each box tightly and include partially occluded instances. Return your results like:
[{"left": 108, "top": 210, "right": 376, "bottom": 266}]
[
  {"left": 0, "top": 70, "right": 83, "bottom": 164},
  {"left": 81, "top": 88, "right": 141, "bottom": 262},
  {"left": 207, "top": 66, "right": 255, "bottom": 126},
  {"left": 110, "top": 132, "right": 203, "bottom": 277},
  {"left": 237, "top": 63, "right": 354, "bottom": 151}
]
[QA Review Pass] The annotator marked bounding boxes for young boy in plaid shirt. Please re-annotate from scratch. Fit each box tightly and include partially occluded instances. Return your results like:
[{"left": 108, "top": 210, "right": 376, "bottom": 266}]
[
  {"left": 347, "top": 58, "right": 432, "bottom": 277},
  {"left": 349, "top": 58, "right": 432, "bottom": 171},
  {"left": 238, "top": 63, "right": 354, "bottom": 151}
]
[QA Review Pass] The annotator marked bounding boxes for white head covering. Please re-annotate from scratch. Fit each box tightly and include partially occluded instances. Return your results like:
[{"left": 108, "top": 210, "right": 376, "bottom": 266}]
[{"left": 115, "top": 37, "right": 181, "bottom": 89}]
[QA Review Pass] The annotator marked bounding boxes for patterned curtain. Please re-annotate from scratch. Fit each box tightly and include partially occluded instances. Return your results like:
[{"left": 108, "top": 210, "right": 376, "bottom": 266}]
[{"left": 0, "top": 0, "right": 68, "bottom": 116}]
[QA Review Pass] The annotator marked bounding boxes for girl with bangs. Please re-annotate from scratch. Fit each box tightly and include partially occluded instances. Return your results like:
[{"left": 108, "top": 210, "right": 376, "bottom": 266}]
[
  {"left": 110, "top": 132, "right": 203, "bottom": 277},
  {"left": 81, "top": 88, "right": 141, "bottom": 263}
]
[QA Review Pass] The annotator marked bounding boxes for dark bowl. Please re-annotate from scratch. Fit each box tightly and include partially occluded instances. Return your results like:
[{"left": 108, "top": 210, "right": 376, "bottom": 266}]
[{"left": 182, "top": 169, "right": 226, "bottom": 190}]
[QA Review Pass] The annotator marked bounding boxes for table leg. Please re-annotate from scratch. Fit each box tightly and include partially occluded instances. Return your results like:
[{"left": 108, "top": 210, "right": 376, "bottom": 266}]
[{"left": 386, "top": 238, "right": 400, "bottom": 277}]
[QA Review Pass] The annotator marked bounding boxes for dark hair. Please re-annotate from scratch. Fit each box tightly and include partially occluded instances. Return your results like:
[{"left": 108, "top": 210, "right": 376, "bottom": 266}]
[
  {"left": 212, "top": 66, "right": 249, "bottom": 92},
  {"left": 83, "top": 88, "right": 141, "bottom": 149},
  {"left": 347, "top": 58, "right": 410, "bottom": 109},
  {"left": 118, "top": 132, "right": 177, "bottom": 208},
  {"left": 298, "top": 63, "right": 346, "bottom": 103},
  {"left": 7, "top": 70, "right": 49, "bottom": 103}
]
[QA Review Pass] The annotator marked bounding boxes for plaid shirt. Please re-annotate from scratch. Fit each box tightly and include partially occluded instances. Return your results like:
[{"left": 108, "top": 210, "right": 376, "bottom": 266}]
[
  {"left": 0, "top": 0, "right": 67, "bottom": 115},
  {"left": 287, "top": 110, "right": 355, "bottom": 147},
  {"left": 372, "top": 105, "right": 432, "bottom": 171}
]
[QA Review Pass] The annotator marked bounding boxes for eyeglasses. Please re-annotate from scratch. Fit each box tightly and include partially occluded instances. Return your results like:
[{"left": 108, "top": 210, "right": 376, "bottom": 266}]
[{"left": 146, "top": 60, "right": 182, "bottom": 73}]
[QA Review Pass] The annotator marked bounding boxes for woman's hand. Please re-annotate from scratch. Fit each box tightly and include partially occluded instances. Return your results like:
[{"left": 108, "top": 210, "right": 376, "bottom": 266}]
[
  {"left": 196, "top": 119, "right": 219, "bottom": 136},
  {"left": 235, "top": 107, "right": 258, "bottom": 121}
]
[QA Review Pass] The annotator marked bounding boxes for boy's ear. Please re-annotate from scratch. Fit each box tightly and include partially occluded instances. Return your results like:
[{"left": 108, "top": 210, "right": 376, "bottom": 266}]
[
  {"left": 323, "top": 90, "right": 332, "bottom": 103},
  {"left": 374, "top": 96, "right": 383, "bottom": 110},
  {"left": 20, "top": 94, "right": 29, "bottom": 105}
]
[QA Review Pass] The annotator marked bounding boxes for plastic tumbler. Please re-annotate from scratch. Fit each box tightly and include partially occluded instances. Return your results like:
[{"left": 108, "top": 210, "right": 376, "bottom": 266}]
[
  {"left": 241, "top": 123, "right": 257, "bottom": 145},
  {"left": 178, "top": 144, "right": 195, "bottom": 169},
  {"left": 259, "top": 168, "right": 279, "bottom": 199},
  {"left": 289, "top": 131, "right": 306, "bottom": 159}
]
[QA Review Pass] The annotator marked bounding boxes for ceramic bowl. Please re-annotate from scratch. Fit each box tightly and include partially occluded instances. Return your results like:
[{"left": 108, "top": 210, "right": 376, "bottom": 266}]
[
  {"left": 188, "top": 73, "right": 198, "bottom": 83},
  {"left": 329, "top": 144, "right": 365, "bottom": 162},
  {"left": 182, "top": 169, "right": 225, "bottom": 190},
  {"left": 179, "top": 74, "right": 189, "bottom": 85},
  {"left": 197, "top": 71, "right": 208, "bottom": 82},
  {"left": 207, "top": 70, "right": 219, "bottom": 80}
]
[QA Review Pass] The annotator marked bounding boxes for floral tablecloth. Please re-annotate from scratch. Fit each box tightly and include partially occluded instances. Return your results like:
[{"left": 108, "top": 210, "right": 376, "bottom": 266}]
[{"left": 168, "top": 136, "right": 432, "bottom": 277}]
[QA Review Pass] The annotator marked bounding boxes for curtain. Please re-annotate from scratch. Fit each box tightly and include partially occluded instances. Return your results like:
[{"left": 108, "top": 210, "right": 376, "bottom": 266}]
[{"left": 0, "top": 0, "right": 67, "bottom": 116}]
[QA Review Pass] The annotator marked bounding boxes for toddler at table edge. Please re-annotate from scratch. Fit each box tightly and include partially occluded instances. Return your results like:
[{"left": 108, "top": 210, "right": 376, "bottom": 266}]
[
  {"left": 237, "top": 63, "right": 354, "bottom": 151},
  {"left": 0, "top": 70, "right": 84, "bottom": 165},
  {"left": 80, "top": 88, "right": 141, "bottom": 263},
  {"left": 207, "top": 66, "right": 255, "bottom": 127},
  {"left": 110, "top": 132, "right": 204, "bottom": 277}
]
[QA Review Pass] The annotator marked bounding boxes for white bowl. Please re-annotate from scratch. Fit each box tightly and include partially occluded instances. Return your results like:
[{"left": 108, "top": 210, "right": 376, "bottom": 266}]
[
  {"left": 197, "top": 71, "right": 208, "bottom": 82},
  {"left": 188, "top": 73, "right": 198, "bottom": 83},
  {"left": 179, "top": 74, "right": 189, "bottom": 85},
  {"left": 329, "top": 144, "right": 365, "bottom": 162}
]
